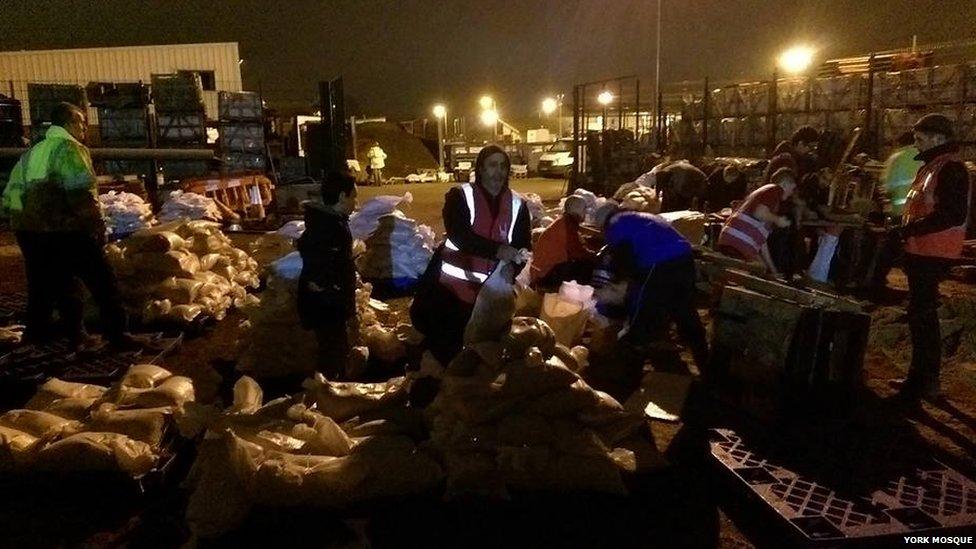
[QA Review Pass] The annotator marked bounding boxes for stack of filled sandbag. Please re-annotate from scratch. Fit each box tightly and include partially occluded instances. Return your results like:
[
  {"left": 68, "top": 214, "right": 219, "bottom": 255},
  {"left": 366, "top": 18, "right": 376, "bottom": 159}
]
[
  {"left": 236, "top": 252, "right": 321, "bottom": 378},
  {"left": 0, "top": 365, "right": 195, "bottom": 476},
  {"left": 158, "top": 190, "right": 223, "bottom": 222},
  {"left": 178, "top": 376, "right": 442, "bottom": 539},
  {"left": 425, "top": 317, "right": 660, "bottom": 500},
  {"left": 617, "top": 185, "right": 661, "bottom": 213},
  {"left": 357, "top": 211, "right": 434, "bottom": 285},
  {"left": 99, "top": 191, "right": 155, "bottom": 237},
  {"left": 106, "top": 220, "right": 260, "bottom": 325}
]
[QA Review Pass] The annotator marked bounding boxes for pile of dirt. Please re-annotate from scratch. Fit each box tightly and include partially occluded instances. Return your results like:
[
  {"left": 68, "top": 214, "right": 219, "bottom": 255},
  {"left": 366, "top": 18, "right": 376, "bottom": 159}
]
[{"left": 355, "top": 122, "right": 438, "bottom": 178}]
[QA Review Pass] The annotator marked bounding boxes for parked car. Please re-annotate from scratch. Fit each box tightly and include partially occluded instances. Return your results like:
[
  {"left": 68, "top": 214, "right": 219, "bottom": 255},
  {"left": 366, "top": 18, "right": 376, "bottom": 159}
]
[{"left": 536, "top": 138, "right": 573, "bottom": 178}]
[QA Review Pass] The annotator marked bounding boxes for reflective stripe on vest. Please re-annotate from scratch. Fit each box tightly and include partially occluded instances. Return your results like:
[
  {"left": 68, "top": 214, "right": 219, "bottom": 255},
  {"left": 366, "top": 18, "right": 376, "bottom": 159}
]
[
  {"left": 903, "top": 152, "right": 971, "bottom": 259},
  {"left": 439, "top": 183, "right": 522, "bottom": 303}
]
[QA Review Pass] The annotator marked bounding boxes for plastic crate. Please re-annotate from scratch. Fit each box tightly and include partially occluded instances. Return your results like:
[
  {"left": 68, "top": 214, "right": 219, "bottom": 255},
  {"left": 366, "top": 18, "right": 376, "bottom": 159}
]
[
  {"left": 156, "top": 111, "right": 207, "bottom": 144},
  {"left": 86, "top": 82, "right": 150, "bottom": 109},
  {"left": 221, "top": 152, "right": 267, "bottom": 172},
  {"left": 98, "top": 107, "right": 150, "bottom": 143},
  {"left": 218, "top": 91, "right": 263, "bottom": 121},
  {"left": 26, "top": 84, "right": 88, "bottom": 123},
  {"left": 161, "top": 159, "right": 209, "bottom": 178},
  {"left": 151, "top": 73, "right": 205, "bottom": 112},
  {"left": 218, "top": 122, "right": 265, "bottom": 153}
]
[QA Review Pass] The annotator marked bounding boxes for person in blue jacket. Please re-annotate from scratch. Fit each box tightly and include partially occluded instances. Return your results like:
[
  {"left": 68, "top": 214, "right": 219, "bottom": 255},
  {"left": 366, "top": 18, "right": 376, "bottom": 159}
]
[{"left": 590, "top": 202, "right": 709, "bottom": 395}]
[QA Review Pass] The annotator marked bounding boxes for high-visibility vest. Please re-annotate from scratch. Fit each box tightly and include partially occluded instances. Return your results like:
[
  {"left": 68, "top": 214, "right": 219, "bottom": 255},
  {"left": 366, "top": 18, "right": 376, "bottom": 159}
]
[
  {"left": 438, "top": 183, "right": 522, "bottom": 303},
  {"left": 903, "top": 151, "right": 971, "bottom": 259},
  {"left": 882, "top": 146, "right": 923, "bottom": 217},
  {"left": 1, "top": 126, "right": 97, "bottom": 232}
]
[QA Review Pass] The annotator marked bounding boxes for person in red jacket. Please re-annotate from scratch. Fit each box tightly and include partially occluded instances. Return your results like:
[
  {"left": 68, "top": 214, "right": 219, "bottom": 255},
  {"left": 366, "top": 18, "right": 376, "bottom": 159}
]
[
  {"left": 529, "top": 195, "right": 597, "bottom": 289},
  {"left": 890, "top": 113, "right": 972, "bottom": 402}
]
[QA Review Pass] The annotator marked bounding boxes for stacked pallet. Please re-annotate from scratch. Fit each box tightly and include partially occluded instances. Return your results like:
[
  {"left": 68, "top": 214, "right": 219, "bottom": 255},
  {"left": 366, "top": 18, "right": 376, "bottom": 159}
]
[
  {"left": 88, "top": 82, "right": 153, "bottom": 176},
  {"left": 152, "top": 73, "right": 209, "bottom": 179},
  {"left": 216, "top": 91, "right": 266, "bottom": 174},
  {"left": 26, "top": 84, "right": 88, "bottom": 143}
]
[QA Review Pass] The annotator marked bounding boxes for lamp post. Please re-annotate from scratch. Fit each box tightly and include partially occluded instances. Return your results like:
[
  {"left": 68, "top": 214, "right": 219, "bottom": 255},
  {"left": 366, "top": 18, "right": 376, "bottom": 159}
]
[
  {"left": 542, "top": 95, "right": 564, "bottom": 138},
  {"left": 433, "top": 104, "right": 446, "bottom": 170},
  {"left": 479, "top": 95, "right": 498, "bottom": 140},
  {"left": 597, "top": 90, "right": 613, "bottom": 131}
]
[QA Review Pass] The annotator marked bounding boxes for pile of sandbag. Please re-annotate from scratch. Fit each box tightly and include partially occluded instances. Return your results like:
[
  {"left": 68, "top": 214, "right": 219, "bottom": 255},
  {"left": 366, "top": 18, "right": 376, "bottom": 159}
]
[
  {"left": 616, "top": 185, "right": 661, "bottom": 213},
  {"left": 236, "top": 252, "right": 321, "bottom": 378},
  {"left": 179, "top": 376, "right": 442, "bottom": 539},
  {"left": 99, "top": 191, "right": 155, "bottom": 237},
  {"left": 0, "top": 364, "right": 195, "bottom": 476},
  {"left": 357, "top": 211, "right": 434, "bottom": 284},
  {"left": 106, "top": 220, "right": 260, "bottom": 325},
  {"left": 158, "top": 190, "right": 223, "bottom": 222},
  {"left": 350, "top": 193, "right": 437, "bottom": 287},
  {"left": 425, "top": 317, "right": 660, "bottom": 500}
]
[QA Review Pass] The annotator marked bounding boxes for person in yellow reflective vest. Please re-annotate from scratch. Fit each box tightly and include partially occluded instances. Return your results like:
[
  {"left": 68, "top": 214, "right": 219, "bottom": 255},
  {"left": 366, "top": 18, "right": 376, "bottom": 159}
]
[
  {"left": 2, "top": 102, "right": 142, "bottom": 351},
  {"left": 881, "top": 131, "right": 923, "bottom": 218}
]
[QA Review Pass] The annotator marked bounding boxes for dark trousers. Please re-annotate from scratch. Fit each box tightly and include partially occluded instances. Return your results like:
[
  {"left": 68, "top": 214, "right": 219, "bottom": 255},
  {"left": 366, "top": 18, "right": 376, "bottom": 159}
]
[
  {"left": 315, "top": 319, "right": 352, "bottom": 380},
  {"left": 624, "top": 255, "right": 709, "bottom": 373},
  {"left": 16, "top": 231, "right": 127, "bottom": 342},
  {"left": 904, "top": 254, "right": 948, "bottom": 390}
]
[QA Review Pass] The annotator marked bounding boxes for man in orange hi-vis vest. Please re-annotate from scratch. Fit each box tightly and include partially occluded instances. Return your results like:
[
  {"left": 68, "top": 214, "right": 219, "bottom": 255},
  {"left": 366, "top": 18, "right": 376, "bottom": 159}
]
[{"left": 890, "top": 113, "right": 972, "bottom": 402}]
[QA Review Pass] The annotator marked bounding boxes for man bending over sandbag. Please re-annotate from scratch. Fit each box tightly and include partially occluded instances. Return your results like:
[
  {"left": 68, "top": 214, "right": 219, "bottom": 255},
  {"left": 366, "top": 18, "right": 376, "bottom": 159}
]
[
  {"left": 411, "top": 145, "right": 532, "bottom": 367},
  {"left": 298, "top": 171, "right": 359, "bottom": 380},
  {"left": 588, "top": 202, "right": 709, "bottom": 398}
]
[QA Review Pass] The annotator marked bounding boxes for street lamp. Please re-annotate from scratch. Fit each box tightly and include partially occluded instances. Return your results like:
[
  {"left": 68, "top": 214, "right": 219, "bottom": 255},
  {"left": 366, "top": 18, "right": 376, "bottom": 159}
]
[
  {"left": 778, "top": 45, "right": 816, "bottom": 74},
  {"left": 542, "top": 97, "right": 557, "bottom": 115},
  {"left": 479, "top": 95, "right": 495, "bottom": 110},
  {"left": 433, "top": 104, "right": 446, "bottom": 170},
  {"left": 480, "top": 109, "right": 499, "bottom": 127},
  {"left": 542, "top": 94, "right": 565, "bottom": 138},
  {"left": 597, "top": 90, "right": 613, "bottom": 131}
]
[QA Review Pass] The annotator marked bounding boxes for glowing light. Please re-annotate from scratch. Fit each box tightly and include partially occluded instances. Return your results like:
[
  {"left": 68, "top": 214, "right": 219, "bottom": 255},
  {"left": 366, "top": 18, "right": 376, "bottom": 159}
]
[
  {"left": 778, "top": 46, "right": 816, "bottom": 74},
  {"left": 480, "top": 109, "right": 499, "bottom": 127},
  {"left": 597, "top": 91, "right": 614, "bottom": 105},
  {"left": 542, "top": 97, "right": 558, "bottom": 114},
  {"left": 432, "top": 104, "right": 446, "bottom": 118},
  {"left": 479, "top": 96, "right": 494, "bottom": 110}
]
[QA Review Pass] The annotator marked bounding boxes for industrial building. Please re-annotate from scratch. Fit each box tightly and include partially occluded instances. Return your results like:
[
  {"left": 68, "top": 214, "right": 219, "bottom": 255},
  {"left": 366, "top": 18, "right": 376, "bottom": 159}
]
[{"left": 0, "top": 42, "right": 243, "bottom": 122}]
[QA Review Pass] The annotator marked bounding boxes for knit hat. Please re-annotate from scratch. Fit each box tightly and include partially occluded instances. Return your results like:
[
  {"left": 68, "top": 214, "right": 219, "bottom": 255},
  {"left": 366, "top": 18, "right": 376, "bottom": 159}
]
[{"left": 912, "top": 113, "right": 954, "bottom": 139}]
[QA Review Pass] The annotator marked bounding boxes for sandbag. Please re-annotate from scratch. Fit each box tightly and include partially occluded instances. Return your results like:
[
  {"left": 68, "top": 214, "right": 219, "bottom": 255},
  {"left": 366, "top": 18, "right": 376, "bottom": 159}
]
[
  {"left": 229, "top": 376, "right": 263, "bottom": 414},
  {"left": 463, "top": 261, "right": 517, "bottom": 345},
  {"left": 156, "top": 277, "right": 204, "bottom": 305},
  {"left": 291, "top": 416, "right": 355, "bottom": 457},
  {"left": 502, "top": 348, "right": 580, "bottom": 398},
  {"left": 0, "top": 425, "right": 39, "bottom": 464},
  {"left": 25, "top": 379, "right": 107, "bottom": 411},
  {"left": 125, "top": 231, "right": 186, "bottom": 254},
  {"left": 0, "top": 409, "right": 81, "bottom": 438},
  {"left": 170, "top": 304, "right": 205, "bottom": 323},
  {"left": 34, "top": 432, "right": 156, "bottom": 475},
  {"left": 130, "top": 249, "right": 200, "bottom": 278},
  {"left": 362, "top": 324, "right": 406, "bottom": 364},
  {"left": 198, "top": 253, "right": 225, "bottom": 272},
  {"left": 41, "top": 397, "right": 98, "bottom": 420},
  {"left": 302, "top": 374, "right": 408, "bottom": 422},
  {"left": 88, "top": 404, "right": 169, "bottom": 448},
  {"left": 122, "top": 364, "right": 174, "bottom": 389},
  {"left": 503, "top": 317, "right": 557, "bottom": 359},
  {"left": 115, "top": 375, "right": 195, "bottom": 409},
  {"left": 539, "top": 293, "right": 590, "bottom": 347}
]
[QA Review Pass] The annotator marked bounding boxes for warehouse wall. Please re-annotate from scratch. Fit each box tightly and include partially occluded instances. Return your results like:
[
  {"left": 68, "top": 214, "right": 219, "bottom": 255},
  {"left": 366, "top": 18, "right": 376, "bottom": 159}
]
[{"left": 0, "top": 42, "right": 243, "bottom": 122}]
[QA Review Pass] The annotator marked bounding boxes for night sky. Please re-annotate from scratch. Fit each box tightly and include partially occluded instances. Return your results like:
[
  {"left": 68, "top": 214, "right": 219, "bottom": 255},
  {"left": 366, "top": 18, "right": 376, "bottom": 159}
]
[{"left": 3, "top": 0, "right": 975, "bottom": 120}]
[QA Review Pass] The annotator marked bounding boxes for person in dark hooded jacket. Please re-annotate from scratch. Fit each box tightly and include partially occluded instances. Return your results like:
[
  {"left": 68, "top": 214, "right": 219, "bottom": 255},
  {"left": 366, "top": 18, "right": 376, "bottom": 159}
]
[{"left": 297, "top": 171, "right": 359, "bottom": 379}]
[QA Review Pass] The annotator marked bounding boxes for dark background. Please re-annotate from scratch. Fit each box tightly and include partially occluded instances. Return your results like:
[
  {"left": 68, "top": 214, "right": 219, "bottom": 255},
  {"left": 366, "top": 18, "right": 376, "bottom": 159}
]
[{"left": 3, "top": 0, "right": 975, "bottom": 118}]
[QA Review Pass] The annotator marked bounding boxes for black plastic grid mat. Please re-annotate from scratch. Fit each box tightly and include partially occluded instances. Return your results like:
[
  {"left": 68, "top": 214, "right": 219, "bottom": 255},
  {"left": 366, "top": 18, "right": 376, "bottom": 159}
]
[
  {"left": 0, "top": 333, "right": 181, "bottom": 385},
  {"left": 0, "top": 292, "right": 27, "bottom": 322},
  {"left": 710, "top": 428, "right": 976, "bottom": 543}
]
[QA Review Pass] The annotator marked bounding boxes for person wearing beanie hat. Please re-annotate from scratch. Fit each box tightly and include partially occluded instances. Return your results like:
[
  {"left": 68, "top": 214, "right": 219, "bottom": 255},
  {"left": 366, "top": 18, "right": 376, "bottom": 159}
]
[
  {"left": 716, "top": 167, "right": 796, "bottom": 277},
  {"left": 888, "top": 112, "right": 972, "bottom": 402}
]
